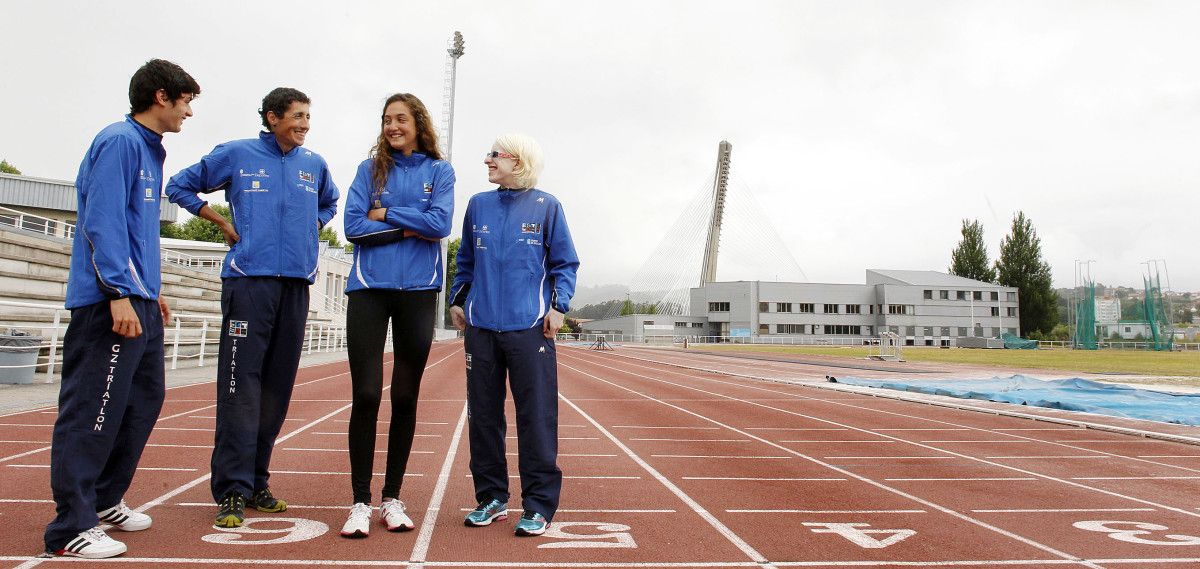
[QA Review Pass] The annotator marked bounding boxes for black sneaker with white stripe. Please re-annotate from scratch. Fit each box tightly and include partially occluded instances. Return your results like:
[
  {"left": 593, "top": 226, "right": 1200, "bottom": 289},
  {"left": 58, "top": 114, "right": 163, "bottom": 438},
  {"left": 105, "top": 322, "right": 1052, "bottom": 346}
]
[
  {"left": 54, "top": 527, "right": 127, "bottom": 559},
  {"left": 97, "top": 500, "right": 152, "bottom": 531}
]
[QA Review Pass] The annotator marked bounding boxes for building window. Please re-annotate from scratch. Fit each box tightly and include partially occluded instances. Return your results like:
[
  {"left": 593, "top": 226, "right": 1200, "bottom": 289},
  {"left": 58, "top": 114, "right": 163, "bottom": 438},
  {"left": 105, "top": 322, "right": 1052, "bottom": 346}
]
[
  {"left": 691, "top": 322, "right": 704, "bottom": 328},
  {"left": 758, "top": 324, "right": 769, "bottom": 334},
  {"left": 1007, "top": 292, "right": 1017, "bottom": 302},
  {"left": 797, "top": 303, "right": 814, "bottom": 313},
  {"left": 845, "top": 304, "right": 861, "bottom": 314},
  {"left": 709, "top": 302, "right": 730, "bottom": 312},
  {"left": 957, "top": 327, "right": 968, "bottom": 336},
  {"left": 758, "top": 302, "right": 769, "bottom": 313},
  {"left": 906, "top": 326, "right": 916, "bottom": 336},
  {"left": 973, "top": 291, "right": 983, "bottom": 301},
  {"left": 776, "top": 302, "right": 792, "bottom": 313},
  {"left": 940, "top": 327, "right": 951, "bottom": 336},
  {"left": 675, "top": 322, "right": 688, "bottom": 328},
  {"left": 887, "top": 305, "right": 912, "bottom": 315},
  {"left": 825, "top": 325, "right": 862, "bottom": 335},
  {"left": 823, "top": 304, "right": 839, "bottom": 314},
  {"left": 923, "top": 326, "right": 934, "bottom": 336},
  {"left": 778, "top": 324, "right": 806, "bottom": 334},
  {"left": 939, "top": 290, "right": 949, "bottom": 300},
  {"left": 923, "top": 290, "right": 933, "bottom": 300},
  {"left": 990, "top": 291, "right": 999, "bottom": 301},
  {"left": 956, "top": 290, "right": 968, "bottom": 300},
  {"left": 643, "top": 320, "right": 654, "bottom": 326},
  {"left": 1007, "top": 307, "right": 1017, "bottom": 317},
  {"left": 869, "top": 305, "right": 875, "bottom": 314},
  {"left": 991, "top": 306, "right": 1000, "bottom": 316}
]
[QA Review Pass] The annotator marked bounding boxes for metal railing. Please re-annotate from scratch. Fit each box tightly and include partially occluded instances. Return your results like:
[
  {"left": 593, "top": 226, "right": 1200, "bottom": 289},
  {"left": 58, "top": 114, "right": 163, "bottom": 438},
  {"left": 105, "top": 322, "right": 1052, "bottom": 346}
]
[
  {"left": 565, "top": 331, "right": 1200, "bottom": 351},
  {"left": 0, "top": 205, "right": 73, "bottom": 239},
  {"left": 0, "top": 300, "right": 347, "bottom": 382}
]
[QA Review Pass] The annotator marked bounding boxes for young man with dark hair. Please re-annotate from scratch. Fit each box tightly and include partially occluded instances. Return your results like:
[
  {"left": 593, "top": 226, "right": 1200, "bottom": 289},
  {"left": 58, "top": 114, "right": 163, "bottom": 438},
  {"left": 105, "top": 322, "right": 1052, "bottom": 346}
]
[
  {"left": 44, "top": 58, "right": 199, "bottom": 560},
  {"left": 165, "top": 87, "right": 338, "bottom": 528}
]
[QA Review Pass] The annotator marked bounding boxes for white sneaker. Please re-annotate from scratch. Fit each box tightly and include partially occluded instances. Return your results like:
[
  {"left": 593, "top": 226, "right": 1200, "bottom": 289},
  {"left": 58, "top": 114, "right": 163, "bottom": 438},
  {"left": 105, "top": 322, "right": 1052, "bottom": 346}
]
[
  {"left": 379, "top": 499, "right": 414, "bottom": 532},
  {"left": 55, "top": 527, "right": 127, "bottom": 559},
  {"left": 341, "top": 503, "right": 372, "bottom": 538},
  {"left": 97, "top": 500, "right": 152, "bottom": 532}
]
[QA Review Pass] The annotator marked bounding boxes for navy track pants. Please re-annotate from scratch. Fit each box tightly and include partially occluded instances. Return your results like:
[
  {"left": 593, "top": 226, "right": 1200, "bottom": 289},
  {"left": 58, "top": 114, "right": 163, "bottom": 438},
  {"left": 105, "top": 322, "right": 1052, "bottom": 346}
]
[
  {"left": 210, "top": 277, "right": 308, "bottom": 502},
  {"left": 44, "top": 297, "right": 165, "bottom": 552},
  {"left": 464, "top": 325, "right": 561, "bottom": 521}
]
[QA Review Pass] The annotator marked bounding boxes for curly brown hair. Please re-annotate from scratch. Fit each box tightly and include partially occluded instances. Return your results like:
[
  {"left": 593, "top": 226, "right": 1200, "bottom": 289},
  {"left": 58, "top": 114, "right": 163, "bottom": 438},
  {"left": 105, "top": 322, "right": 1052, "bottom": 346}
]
[{"left": 370, "top": 93, "right": 442, "bottom": 192}]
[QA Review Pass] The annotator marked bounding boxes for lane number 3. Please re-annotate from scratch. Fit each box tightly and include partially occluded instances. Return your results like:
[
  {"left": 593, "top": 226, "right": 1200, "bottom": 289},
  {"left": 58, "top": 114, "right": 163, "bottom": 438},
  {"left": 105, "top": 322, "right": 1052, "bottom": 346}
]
[{"left": 1074, "top": 521, "right": 1200, "bottom": 546}]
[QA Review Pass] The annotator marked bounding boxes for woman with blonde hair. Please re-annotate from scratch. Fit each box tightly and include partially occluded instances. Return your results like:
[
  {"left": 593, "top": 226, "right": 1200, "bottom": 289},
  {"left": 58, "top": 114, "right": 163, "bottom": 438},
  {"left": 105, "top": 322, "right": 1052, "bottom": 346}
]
[
  {"left": 449, "top": 133, "right": 579, "bottom": 537},
  {"left": 340, "top": 93, "right": 454, "bottom": 537}
]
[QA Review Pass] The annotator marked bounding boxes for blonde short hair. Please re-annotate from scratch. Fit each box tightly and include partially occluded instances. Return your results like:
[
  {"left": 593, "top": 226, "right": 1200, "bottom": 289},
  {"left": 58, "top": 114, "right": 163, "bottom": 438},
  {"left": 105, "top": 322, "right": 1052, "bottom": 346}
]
[{"left": 494, "top": 133, "right": 544, "bottom": 189}]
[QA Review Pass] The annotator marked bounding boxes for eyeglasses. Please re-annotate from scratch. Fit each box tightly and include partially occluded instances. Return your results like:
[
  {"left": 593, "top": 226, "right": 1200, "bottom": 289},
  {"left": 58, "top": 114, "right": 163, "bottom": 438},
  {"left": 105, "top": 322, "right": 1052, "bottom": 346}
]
[{"left": 485, "top": 151, "right": 517, "bottom": 160}]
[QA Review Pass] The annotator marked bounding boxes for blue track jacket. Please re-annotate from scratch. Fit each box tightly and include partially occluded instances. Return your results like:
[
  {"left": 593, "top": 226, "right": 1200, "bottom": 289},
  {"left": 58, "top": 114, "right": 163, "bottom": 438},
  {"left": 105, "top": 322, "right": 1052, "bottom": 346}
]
[
  {"left": 450, "top": 189, "right": 579, "bottom": 332},
  {"left": 65, "top": 116, "right": 166, "bottom": 309},
  {"left": 343, "top": 152, "right": 454, "bottom": 292},
  {"left": 165, "top": 132, "right": 338, "bottom": 283}
]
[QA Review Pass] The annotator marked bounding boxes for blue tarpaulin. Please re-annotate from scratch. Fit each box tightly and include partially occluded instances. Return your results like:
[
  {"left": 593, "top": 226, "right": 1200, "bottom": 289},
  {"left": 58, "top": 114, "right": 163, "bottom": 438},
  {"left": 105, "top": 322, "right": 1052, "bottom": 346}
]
[{"left": 830, "top": 375, "right": 1200, "bottom": 426}]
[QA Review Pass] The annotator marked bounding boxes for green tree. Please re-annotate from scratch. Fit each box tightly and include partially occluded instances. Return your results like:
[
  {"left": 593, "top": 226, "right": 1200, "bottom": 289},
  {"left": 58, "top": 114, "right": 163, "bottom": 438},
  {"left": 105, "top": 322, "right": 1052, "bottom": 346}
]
[
  {"left": 160, "top": 204, "right": 234, "bottom": 243},
  {"left": 620, "top": 298, "right": 635, "bottom": 316},
  {"left": 949, "top": 219, "right": 995, "bottom": 282},
  {"left": 318, "top": 226, "right": 342, "bottom": 249},
  {"left": 995, "top": 211, "right": 1059, "bottom": 337},
  {"left": 0, "top": 159, "right": 20, "bottom": 175},
  {"left": 442, "top": 238, "right": 461, "bottom": 327}
]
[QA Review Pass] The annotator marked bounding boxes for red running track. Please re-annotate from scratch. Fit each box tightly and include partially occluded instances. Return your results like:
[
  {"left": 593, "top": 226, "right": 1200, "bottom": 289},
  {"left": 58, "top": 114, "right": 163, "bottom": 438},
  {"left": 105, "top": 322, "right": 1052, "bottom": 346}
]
[{"left": 1, "top": 341, "right": 1199, "bottom": 567}]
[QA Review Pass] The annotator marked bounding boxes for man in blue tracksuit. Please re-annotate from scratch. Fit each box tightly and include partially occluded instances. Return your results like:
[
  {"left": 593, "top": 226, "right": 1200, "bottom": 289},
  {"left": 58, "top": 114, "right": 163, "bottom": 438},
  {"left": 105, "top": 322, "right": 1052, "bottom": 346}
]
[
  {"left": 45, "top": 59, "right": 200, "bottom": 560},
  {"left": 165, "top": 87, "right": 338, "bottom": 528},
  {"left": 449, "top": 133, "right": 579, "bottom": 537}
]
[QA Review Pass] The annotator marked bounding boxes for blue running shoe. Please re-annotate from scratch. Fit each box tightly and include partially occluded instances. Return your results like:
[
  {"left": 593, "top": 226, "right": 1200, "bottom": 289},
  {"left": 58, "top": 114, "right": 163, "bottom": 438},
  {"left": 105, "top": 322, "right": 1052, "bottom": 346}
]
[
  {"left": 464, "top": 498, "right": 507, "bottom": 527},
  {"left": 514, "top": 511, "right": 547, "bottom": 536}
]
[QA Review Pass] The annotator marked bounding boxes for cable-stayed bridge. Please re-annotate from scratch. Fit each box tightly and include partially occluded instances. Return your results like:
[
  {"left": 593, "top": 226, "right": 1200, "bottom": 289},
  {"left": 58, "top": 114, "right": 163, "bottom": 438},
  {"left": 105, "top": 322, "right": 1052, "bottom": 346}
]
[{"left": 612, "top": 141, "right": 807, "bottom": 317}]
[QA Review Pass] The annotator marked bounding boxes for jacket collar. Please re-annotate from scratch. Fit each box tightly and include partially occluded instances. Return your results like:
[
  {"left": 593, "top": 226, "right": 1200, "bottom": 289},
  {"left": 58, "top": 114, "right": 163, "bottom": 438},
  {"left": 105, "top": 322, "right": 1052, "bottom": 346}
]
[
  {"left": 391, "top": 151, "right": 427, "bottom": 167},
  {"left": 258, "top": 130, "right": 299, "bottom": 157},
  {"left": 124, "top": 115, "right": 165, "bottom": 159}
]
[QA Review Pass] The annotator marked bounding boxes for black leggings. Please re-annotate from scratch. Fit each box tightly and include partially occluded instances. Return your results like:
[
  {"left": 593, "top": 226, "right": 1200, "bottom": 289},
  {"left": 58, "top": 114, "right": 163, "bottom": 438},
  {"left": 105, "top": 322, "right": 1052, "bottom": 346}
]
[{"left": 346, "top": 289, "right": 436, "bottom": 504}]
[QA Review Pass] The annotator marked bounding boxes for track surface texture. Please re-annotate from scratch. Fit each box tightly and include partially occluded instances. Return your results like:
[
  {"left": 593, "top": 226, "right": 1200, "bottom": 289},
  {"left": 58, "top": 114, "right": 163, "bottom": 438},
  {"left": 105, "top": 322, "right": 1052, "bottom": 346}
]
[{"left": 2, "top": 341, "right": 1199, "bottom": 568}]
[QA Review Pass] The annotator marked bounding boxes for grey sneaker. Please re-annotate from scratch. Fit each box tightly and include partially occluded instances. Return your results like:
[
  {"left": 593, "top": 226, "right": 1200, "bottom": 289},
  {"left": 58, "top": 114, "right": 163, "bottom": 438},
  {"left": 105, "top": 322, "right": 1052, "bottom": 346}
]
[{"left": 463, "top": 498, "right": 507, "bottom": 527}]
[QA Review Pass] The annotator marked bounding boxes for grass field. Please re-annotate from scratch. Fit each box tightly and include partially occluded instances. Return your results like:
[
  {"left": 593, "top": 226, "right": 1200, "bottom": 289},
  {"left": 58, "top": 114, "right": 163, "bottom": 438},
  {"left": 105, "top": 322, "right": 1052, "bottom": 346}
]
[{"left": 694, "top": 344, "right": 1200, "bottom": 383}]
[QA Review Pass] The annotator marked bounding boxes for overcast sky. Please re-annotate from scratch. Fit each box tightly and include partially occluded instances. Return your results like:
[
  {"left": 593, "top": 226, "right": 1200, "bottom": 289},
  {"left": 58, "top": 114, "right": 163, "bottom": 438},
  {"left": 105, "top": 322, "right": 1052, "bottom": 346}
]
[{"left": 3, "top": 1, "right": 1197, "bottom": 293}]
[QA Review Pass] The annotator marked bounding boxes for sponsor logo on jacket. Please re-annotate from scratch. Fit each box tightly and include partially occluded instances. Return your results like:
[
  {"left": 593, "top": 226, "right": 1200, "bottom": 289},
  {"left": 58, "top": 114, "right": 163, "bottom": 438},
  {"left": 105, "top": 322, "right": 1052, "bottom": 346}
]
[
  {"left": 521, "top": 223, "right": 542, "bottom": 234},
  {"left": 299, "top": 170, "right": 316, "bottom": 183}
]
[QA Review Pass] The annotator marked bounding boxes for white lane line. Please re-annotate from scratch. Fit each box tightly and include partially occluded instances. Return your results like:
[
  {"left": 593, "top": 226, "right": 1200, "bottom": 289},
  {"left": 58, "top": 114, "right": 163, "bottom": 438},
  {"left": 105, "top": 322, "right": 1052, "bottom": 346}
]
[
  {"left": 780, "top": 440, "right": 896, "bottom": 443},
  {"left": 505, "top": 452, "right": 618, "bottom": 457},
  {"left": 146, "top": 444, "right": 214, "bottom": 449},
  {"left": 560, "top": 356, "right": 1107, "bottom": 568},
  {"left": 995, "top": 428, "right": 1083, "bottom": 431},
  {"left": 611, "top": 425, "right": 721, "bottom": 430},
  {"left": 455, "top": 508, "right": 679, "bottom": 514},
  {"left": 682, "top": 477, "right": 846, "bottom": 481},
  {"left": 271, "top": 470, "right": 422, "bottom": 477},
  {"left": 919, "top": 440, "right": 1035, "bottom": 443},
  {"left": 0, "top": 445, "right": 50, "bottom": 463},
  {"left": 283, "top": 448, "right": 434, "bottom": 454},
  {"left": 875, "top": 428, "right": 972, "bottom": 431},
  {"left": 1138, "top": 455, "right": 1200, "bottom": 458},
  {"left": 886, "top": 477, "right": 1038, "bottom": 482},
  {"left": 7, "top": 465, "right": 195, "bottom": 472},
  {"left": 823, "top": 456, "right": 958, "bottom": 460},
  {"left": 409, "top": 402, "right": 469, "bottom": 564},
  {"left": 153, "top": 427, "right": 215, "bottom": 432},
  {"left": 0, "top": 499, "right": 54, "bottom": 503},
  {"left": 728, "top": 509, "right": 927, "bottom": 514},
  {"left": 0, "top": 440, "right": 48, "bottom": 444},
  {"left": 156, "top": 404, "right": 217, "bottom": 422},
  {"left": 744, "top": 427, "right": 846, "bottom": 431},
  {"left": 506, "top": 436, "right": 598, "bottom": 440},
  {"left": 650, "top": 454, "right": 791, "bottom": 459},
  {"left": 630, "top": 438, "right": 751, "bottom": 442},
  {"left": 4, "top": 557, "right": 776, "bottom": 566},
  {"left": 972, "top": 508, "right": 1158, "bottom": 513},
  {"left": 985, "top": 456, "right": 1109, "bottom": 459},
  {"left": 559, "top": 392, "right": 776, "bottom": 568},
  {"left": 459, "top": 474, "right": 642, "bottom": 479},
  {"left": 1071, "top": 476, "right": 1200, "bottom": 480}
]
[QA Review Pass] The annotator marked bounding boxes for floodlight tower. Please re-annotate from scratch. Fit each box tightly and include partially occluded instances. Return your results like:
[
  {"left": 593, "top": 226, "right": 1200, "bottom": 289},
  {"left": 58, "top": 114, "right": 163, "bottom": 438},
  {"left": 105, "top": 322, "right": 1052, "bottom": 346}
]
[
  {"left": 436, "top": 31, "right": 465, "bottom": 329},
  {"left": 700, "top": 140, "right": 732, "bottom": 285}
]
